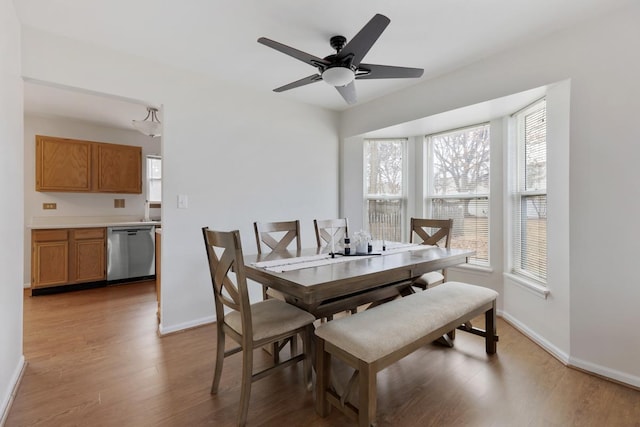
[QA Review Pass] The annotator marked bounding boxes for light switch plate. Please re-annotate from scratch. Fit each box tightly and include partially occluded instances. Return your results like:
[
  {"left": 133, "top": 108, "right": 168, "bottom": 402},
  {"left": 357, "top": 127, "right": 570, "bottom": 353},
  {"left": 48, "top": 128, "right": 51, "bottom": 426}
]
[{"left": 177, "top": 194, "right": 188, "bottom": 209}]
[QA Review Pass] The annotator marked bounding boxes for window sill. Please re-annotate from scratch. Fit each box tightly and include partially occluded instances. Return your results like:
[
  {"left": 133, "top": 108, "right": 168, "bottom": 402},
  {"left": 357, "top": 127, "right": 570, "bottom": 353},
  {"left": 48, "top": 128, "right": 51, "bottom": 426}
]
[
  {"left": 503, "top": 272, "right": 550, "bottom": 299},
  {"left": 450, "top": 263, "right": 494, "bottom": 274}
]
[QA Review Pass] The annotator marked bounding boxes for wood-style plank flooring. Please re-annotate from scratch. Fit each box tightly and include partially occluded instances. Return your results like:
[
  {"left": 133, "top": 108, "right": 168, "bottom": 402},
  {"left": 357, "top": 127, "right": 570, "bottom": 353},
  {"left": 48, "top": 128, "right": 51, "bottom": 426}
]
[{"left": 7, "top": 282, "right": 640, "bottom": 426}]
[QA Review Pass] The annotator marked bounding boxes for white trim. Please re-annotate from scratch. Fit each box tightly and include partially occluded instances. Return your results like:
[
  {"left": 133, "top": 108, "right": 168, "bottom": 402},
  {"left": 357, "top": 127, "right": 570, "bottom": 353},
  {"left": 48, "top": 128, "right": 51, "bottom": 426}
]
[
  {"left": 450, "top": 263, "right": 493, "bottom": 274},
  {"left": 503, "top": 310, "right": 640, "bottom": 389},
  {"left": 569, "top": 355, "right": 640, "bottom": 389},
  {"left": 158, "top": 315, "right": 215, "bottom": 336},
  {"left": 0, "top": 355, "right": 26, "bottom": 427},
  {"left": 504, "top": 272, "right": 549, "bottom": 299},
  {"left": 23, "top": 282, "right": 30, "bottom": 289},
  {"left": 501, "top": 311, "right": 569, "bottom": 364}
]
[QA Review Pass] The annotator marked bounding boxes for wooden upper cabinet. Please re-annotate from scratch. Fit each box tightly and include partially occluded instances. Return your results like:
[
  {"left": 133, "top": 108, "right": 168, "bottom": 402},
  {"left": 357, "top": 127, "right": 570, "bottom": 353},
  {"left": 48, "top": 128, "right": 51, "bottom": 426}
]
[
  {"left": 36, "top": 136, "right": 92, "bottom": 192},
  {"left": 35, "top": 135, "right": 142, "bottom": 194},
  {"left": 94, "top": 143, "right": 142, "bottom": 194}
]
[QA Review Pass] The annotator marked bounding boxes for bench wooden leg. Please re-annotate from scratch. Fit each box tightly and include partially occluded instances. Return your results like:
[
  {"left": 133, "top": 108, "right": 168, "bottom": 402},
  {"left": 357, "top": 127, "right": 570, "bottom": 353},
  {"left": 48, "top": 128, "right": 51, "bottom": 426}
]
[
  {"left": 358, "top": 360, "right": 376, "bottom": 427},
  {"left": 315, "top": 337, "right": 331, "bottom": 417},
  {"left": 485, "top": 302, "right": 497, "bottom": 354}
]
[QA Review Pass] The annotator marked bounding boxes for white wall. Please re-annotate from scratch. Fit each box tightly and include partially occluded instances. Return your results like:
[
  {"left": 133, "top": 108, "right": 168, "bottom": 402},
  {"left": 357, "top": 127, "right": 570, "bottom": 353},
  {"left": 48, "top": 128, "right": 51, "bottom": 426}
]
[
  {"left": 22, "top": 115, "right": 162, "bottom": 286},
  {"left": 340, "top": 3, "right": 640, "bottom": 387},
  {"left": 20, "top": 27, "right": 340, "bottom": 334},
  {"left": 0, "top": 0, "right": 25, "bottom": 421}
]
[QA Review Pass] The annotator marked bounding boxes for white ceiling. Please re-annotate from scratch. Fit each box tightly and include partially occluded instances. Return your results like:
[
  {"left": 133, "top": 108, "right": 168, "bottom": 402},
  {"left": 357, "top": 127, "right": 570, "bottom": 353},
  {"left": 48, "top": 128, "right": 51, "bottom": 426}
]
[{"left": 17, "top": 0, "right": 634, "bottom": 129}]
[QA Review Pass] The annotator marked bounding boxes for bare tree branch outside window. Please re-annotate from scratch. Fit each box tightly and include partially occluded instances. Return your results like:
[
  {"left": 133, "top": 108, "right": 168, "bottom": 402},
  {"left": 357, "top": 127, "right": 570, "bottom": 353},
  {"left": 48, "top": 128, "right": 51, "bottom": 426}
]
[{"left": 428, "top": 125, "right": 490, "bottom": 264}]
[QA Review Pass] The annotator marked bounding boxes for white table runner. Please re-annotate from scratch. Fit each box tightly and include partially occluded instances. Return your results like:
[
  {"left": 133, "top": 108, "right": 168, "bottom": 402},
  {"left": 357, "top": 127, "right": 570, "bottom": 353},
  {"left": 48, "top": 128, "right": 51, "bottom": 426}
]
[{"left": 251, "top": 243, "right": 435, "bottom": 273}]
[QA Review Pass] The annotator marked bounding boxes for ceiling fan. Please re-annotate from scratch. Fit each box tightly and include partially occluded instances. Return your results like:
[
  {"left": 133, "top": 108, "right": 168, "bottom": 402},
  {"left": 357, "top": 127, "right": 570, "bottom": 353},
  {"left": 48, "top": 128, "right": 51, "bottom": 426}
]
[{"left": 258, "top": 13, "right": 424, "bottom": 105}]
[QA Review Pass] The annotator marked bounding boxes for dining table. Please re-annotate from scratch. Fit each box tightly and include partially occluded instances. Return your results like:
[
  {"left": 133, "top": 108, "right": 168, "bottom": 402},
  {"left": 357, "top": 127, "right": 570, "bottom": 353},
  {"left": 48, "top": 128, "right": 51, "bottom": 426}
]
[{"left": 243, "top": 242, "right": 474, "bottom": 319}]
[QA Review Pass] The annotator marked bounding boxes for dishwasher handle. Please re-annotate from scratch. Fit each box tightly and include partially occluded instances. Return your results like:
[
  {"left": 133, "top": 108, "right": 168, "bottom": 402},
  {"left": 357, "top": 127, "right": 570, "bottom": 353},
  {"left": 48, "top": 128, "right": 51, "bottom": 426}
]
[
  {"left": 117, "top": 230, "right": 140, "bottom": 236},
  {"left": 110, "top": 227, "right": 154, "bottom": 233}
]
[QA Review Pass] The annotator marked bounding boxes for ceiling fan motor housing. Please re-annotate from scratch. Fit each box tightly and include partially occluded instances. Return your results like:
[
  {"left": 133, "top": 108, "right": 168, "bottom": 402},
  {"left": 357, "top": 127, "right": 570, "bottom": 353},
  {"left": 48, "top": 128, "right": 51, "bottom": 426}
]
[
  {"left": 330, "top": 35, "right": 347, "bottom": 52},
  {"left": 321, "top": 35, "right": 356, "bottom": 86}
]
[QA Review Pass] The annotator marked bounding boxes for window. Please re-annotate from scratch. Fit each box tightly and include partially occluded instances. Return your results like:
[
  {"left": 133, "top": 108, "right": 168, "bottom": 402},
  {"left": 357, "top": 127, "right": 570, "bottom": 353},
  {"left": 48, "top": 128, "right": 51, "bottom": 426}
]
[
  {"left": 364, "top": 139, "right": 406, "bottom": 242},
  {"left": 146, "top": 155, "right": 162, "bottom": 203},
  {"left": 425, "top": 124, "right": 490, "bottom": 265},
  {"left": 512, "top": 99, "right": 547, "bottom": 282}
]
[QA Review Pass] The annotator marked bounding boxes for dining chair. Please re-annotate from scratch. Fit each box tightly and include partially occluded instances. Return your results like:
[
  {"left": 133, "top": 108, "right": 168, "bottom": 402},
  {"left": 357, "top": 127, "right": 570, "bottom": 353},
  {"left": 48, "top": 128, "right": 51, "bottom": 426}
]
[
  {"left": 202, "top": 227, "right": 315, "bottom": 427},
  {"left": 409, "top": 217, "right": 459, "bottom": 344},
  {"left": 313, "top": 218, "right": 349, "bottom": 250},
  {"left": 253, "top": 220, "right": 302, "bottom": 362},
  {"left": 313, "top": 218, "right": 357, "bottom": 317},
  {"left": 254, "top": 220, "right": 301, "bottom": 300},
  {"left": 254, "top": 220, "right": 301, "bottom": 255},
  {"left": 410, "top": 217, "right": 454, "bottom": 289}
]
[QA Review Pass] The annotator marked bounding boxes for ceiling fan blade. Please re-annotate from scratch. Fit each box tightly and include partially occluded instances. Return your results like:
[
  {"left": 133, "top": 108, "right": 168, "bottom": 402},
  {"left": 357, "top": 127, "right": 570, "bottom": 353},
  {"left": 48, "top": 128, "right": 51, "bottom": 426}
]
[
  {"left": 273, "top": 74, "right": 323, "bottom": 92},
  {"left": 258, "top": 37, "right": 330, "bottom": 68},
  {"left": 335, "top": 81, "right": 357, "bottom": 105},
  {"left": 356, "top": 63, "right": 424, "bottom": 79},
  {"left": 336, "top": 14, "right": 390, "bottom": 67}
]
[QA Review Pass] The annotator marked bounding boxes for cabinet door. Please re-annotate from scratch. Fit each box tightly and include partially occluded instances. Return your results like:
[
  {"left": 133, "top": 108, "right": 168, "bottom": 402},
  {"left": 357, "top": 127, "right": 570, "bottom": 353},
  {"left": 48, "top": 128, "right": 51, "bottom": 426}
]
[
  {"left": 36, "top": 136, "right": 92, "bottom": 192},
  {"left": 72, "top": 228, "right": 106, "bottom": 283},
  {"left": 94, "top": 143, "right": 142, "bottom": 193},
  {"left": 32, "top": 230, "right": 69, "bottom": 288}
]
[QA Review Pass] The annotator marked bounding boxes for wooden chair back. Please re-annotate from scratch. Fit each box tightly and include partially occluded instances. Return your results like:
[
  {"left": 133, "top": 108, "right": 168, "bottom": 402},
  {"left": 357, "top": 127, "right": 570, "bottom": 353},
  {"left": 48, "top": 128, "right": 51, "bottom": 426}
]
[
  {"left": 202, "top": 227, "right": 252, "bottom": 334},
  {"left": 202, "top": 226, "right": 314, "bottom": 425},
  {"left": 253, "top": 220, "right": 301, "bottom": 254},
  {"left": 410, "top": 218, "right": 453, "bottom": 248},
  {"left": 313, "top": 218, "right": 349, "bottom": 248}
]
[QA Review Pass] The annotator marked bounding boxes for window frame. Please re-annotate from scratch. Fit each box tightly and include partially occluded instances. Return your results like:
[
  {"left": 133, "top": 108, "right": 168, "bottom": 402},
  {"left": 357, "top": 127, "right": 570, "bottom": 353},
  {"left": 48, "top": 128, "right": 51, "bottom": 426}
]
[
  {"left": 362, "top": 138, "right": 408, "bottom": 242},
  {"left": 424, "top": 122, "right": 491, "bottom": 266},
  {"left": 146, "top": 155, "right": 162, "bottom": 204},
  {"left": 511, "top": 98, "right": 547, "bottom": 284}
]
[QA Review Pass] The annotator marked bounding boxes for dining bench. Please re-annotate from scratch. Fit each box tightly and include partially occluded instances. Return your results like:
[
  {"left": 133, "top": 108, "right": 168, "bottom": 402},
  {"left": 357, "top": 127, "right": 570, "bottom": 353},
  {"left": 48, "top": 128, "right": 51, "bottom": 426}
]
[{"left": 314, "top": 281, "right": 499, "bottom": 427}]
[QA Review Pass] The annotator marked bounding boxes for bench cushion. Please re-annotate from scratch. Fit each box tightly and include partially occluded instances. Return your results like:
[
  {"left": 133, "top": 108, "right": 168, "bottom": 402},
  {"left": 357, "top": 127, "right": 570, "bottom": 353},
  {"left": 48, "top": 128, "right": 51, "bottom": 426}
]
[{"left": 315, "top": 281, "right": 498, "bottom": 363}]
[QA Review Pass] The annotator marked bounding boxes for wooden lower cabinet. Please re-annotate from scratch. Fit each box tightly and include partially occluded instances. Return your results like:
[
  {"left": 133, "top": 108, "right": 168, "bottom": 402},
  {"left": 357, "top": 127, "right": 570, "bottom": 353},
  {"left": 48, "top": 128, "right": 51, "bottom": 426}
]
[
  {"left": 32, "top": 230, "right": 69, "bottom": 288},
  {"left": 32, "top": 227, "right": 106, "bottom": 290},
  {"left": 71, "top": 228, "right": 106, "bottom": 283}
]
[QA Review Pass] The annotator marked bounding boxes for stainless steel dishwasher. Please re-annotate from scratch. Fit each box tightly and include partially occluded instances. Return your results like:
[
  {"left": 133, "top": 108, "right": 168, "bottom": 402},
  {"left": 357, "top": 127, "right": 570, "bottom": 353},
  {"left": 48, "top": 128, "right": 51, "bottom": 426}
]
[{"left": 107, "top": 225, "right": 156, "bottom": 282}]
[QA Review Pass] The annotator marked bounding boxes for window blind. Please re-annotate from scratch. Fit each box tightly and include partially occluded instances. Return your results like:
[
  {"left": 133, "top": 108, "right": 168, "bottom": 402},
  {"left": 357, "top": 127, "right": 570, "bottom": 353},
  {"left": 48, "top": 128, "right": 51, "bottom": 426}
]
[
  {"left": 513, "top": 100, "right": 547, "bottom": 282},
  {"left": 426, "top": 124, "right": 490, "bottom": 265}
]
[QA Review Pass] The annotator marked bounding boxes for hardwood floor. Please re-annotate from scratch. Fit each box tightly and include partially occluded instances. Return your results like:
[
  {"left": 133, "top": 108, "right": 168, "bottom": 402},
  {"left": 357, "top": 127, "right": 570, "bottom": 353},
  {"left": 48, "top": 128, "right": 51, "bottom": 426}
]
[{"left": 7, "top": 282, "right": 640, "bottom": 426}]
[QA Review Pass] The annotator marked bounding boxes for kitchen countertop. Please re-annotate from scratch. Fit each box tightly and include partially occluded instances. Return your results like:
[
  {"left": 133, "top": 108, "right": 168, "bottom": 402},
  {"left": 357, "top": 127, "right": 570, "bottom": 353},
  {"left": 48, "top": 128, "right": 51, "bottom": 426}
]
[{"left": 28, "top": 216, "right": 161, "bottom": 229}]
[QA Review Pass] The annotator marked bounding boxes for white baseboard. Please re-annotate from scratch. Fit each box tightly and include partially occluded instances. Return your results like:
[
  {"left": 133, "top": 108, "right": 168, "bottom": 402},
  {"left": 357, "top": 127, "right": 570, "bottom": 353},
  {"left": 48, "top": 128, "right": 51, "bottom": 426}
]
[
  {"left": 23, "top": 282, "right": 30, "bottom": 289},
  {"left": 0, "top": 355, "right": 26, "bottom": 427},
  {"left": 158, "top": 315, "right": 216, "bottom": 336},
  {"left": 500, "top": 310, "right": 570, "bottom": 364},
  {"left": 569, "top": 355, "right": 640, "bottom": 389},
  {"left": 500, "top": 311, "right": 640, "bottom": 389}
]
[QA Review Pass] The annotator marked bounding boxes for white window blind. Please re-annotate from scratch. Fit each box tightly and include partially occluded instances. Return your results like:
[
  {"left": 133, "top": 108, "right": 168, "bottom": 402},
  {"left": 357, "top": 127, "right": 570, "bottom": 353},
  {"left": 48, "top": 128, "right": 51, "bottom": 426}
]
[
  {"left": 426, "top": 124, "right": 490, "bottom": 265},
  {"left": 513, "top": 99, "right": 547, "bottom": 282},
  {"left": 364, "top": 139, "right": 407, "bottom": 242}
]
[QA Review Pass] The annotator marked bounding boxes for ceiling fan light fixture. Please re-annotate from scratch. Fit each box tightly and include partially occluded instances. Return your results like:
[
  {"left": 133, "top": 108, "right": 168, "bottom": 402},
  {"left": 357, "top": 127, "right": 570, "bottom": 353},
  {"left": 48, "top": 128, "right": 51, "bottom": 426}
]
[
  {"left": 132, "top": 107, "right": 161, "bottom": 137},
  {"left": 322, "top": 66, "right": 355, "bottom": 87}
]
